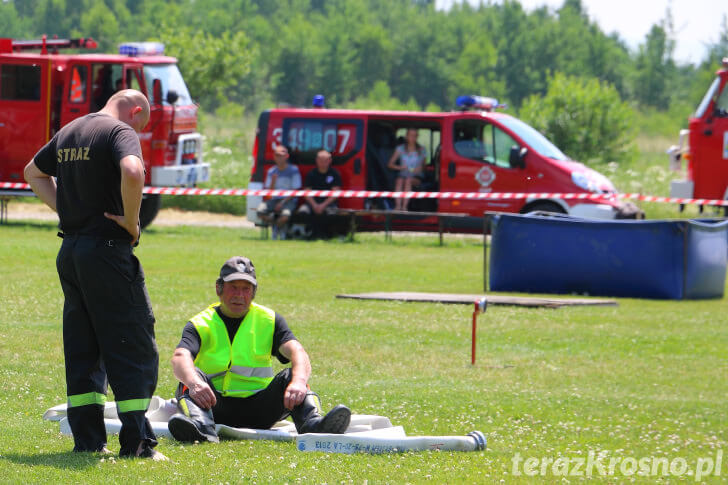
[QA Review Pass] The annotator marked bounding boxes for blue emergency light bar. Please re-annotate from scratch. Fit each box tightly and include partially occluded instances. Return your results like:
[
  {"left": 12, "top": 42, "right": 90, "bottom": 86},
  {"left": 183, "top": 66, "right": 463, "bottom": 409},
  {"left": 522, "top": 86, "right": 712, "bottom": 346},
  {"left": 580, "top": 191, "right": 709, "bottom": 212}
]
[
  {"left": 456, "top": 95, "right": 507, "bottom": 112},
  {"left": 312, "top": 94, "right": 325, "bottom": 108},
  {"left": 119, "top": 42, "right": 164, "bottom": 56}
]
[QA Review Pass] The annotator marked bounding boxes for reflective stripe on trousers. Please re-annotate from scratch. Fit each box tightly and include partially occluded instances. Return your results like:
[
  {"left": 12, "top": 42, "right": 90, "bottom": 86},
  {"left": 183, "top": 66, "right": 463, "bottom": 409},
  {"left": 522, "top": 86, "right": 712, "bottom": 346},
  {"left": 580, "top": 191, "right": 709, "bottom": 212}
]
[
  {"left": 67, "top": 391, "right": 106, "bottom": 407},
  {"left": 116, "top": 397, "right": 151, "bottom": 413}
]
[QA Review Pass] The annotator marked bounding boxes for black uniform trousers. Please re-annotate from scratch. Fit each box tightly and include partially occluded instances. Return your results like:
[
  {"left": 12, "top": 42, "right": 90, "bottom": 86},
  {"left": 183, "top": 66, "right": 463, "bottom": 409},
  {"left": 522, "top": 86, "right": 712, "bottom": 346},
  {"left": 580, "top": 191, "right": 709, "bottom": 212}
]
[
  {"left": 57, "top": 234, "right": 159, "bottom": 455},
  {"left": 181, "top": 368, "right": 294, "bottom": 429}
]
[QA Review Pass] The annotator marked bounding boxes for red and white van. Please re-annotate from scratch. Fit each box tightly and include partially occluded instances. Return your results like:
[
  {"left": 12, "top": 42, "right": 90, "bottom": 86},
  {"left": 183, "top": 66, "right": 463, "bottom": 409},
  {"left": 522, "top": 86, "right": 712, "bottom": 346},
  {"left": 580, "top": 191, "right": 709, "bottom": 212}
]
[{"left": 248, "top": 96, "right": 635, "bottom": 231}]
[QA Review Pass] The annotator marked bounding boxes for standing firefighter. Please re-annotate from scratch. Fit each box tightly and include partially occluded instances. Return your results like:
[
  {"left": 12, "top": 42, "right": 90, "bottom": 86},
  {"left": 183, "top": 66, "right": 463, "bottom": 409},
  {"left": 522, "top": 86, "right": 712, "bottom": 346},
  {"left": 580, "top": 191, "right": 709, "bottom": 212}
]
[
  {"left": 24, "top": 90, "right": 165, "bottom": 460},
  {"left": 168, "top": 256, "right": 351, "bottom": 443}
]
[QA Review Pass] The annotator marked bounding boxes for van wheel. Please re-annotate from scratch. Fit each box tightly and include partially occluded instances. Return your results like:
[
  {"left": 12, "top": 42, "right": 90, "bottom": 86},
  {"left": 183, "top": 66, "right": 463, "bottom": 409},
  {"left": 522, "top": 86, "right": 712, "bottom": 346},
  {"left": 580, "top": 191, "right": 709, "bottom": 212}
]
[
  {"left": 139, "top": 194, "right": 162, "bottom": 229},
  {"left": 522, "top": 201, "right": 566, "bottom": 215}
]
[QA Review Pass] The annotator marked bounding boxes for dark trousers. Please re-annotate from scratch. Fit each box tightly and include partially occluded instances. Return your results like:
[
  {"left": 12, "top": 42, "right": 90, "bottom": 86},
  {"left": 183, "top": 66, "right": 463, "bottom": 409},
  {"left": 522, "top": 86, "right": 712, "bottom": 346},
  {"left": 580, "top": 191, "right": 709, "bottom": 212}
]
[
  {"left": 57, "top": 235, "right": 159, "bottom": 455},
  {"left": 301, "top": 203, "right": 338, "bottom": 239},
  {"left": 187, "top": 368, "right": 294, "bottom": 429}
]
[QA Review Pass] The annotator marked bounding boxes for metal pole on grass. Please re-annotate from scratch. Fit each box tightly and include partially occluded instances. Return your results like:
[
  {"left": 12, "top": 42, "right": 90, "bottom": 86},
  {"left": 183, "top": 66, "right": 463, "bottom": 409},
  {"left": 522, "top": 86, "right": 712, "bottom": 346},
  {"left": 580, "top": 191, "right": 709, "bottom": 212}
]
[{"left": 472, "top": 298, "right": 487, "bottom": 365}]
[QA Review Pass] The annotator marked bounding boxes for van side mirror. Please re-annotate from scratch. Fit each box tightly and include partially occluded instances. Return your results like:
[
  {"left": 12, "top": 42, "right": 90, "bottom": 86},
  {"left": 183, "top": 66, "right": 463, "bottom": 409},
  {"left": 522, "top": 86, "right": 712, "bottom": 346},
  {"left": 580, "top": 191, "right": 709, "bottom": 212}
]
[
  {"left": 509, "top": 146, "right": 527, "bottom": 169},
  {"left": 166, "top": 89, "right": 179, "bottom": 105},
  {"left": 152, "top": 78, "right": 162, "bottom": 105}
]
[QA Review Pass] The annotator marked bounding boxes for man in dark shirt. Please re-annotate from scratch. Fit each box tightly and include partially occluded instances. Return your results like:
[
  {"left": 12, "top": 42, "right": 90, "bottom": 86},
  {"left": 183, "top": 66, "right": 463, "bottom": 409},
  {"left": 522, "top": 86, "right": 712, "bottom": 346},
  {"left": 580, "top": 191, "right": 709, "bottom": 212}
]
[
  {"left": 24, "top": 90, "right": 165, "bottom": 460},
  {"left": 298, "top": 149, "right": 342, "bottom": 239},
  {"left": 168, "top": 256, "right": 351, "bottom": 443}
]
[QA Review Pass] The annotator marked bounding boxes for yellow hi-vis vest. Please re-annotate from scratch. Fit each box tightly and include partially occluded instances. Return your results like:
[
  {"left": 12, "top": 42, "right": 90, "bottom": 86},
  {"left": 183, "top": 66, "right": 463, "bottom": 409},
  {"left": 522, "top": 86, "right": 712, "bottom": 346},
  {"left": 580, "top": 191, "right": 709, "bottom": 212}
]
[{"left": 190, "top": 302, "right": 275, "bottom": 398}]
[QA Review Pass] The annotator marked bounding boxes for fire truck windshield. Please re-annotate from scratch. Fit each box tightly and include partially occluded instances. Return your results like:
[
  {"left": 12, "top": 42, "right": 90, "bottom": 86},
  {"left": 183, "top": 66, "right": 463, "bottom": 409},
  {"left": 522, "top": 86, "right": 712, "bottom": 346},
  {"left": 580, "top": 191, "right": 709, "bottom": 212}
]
[
  {"left": 498, "top": 116, "right": 569, "bottom": 161},
  {"left": 695, "top": 77, "right": 720, "bottom": 118},
  {"left": 143, "top": 64, "right": 192, "bottom": 105}
]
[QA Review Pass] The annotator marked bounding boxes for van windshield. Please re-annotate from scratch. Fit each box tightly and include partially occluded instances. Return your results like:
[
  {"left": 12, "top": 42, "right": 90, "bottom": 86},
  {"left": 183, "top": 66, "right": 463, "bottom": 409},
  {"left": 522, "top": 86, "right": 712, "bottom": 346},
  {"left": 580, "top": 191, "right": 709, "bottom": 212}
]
[
  {"left": 498, "top": 116, "right": 569, "bottom": 161},
  {"left": 695, "top": 77, "right": 720, "bottom": 118},
  {"left": 143, "top": 64, "right": 192, "bottom": 105}
]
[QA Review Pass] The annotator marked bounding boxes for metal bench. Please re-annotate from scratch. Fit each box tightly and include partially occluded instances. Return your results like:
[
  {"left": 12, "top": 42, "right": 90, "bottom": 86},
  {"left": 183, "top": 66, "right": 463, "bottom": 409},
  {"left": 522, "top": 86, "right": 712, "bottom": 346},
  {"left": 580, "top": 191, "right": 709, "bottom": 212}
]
[{"left": 0, "top": 189, "right": 35, "bottom": 224}]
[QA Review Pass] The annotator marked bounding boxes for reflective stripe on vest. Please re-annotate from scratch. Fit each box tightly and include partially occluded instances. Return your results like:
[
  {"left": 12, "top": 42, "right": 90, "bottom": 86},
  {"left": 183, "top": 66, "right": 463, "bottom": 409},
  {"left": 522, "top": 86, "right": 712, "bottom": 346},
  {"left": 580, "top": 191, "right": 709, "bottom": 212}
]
[{"left": 190, "top": 302, "right": 275, "bottom": 398}]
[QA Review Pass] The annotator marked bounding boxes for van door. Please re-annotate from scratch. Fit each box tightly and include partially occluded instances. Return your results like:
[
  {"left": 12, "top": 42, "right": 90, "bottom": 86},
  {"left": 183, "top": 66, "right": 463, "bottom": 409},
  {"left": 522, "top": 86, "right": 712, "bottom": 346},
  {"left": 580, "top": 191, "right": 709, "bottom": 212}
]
[
  {"left": 0, "top": 56, "right": 51, "bottom": 182},
  {"left": 440, "top": 118, "right": 529, "bottom": 215},
  {"left": 60, "top": 62, "right": 91, "bottom": 126}
]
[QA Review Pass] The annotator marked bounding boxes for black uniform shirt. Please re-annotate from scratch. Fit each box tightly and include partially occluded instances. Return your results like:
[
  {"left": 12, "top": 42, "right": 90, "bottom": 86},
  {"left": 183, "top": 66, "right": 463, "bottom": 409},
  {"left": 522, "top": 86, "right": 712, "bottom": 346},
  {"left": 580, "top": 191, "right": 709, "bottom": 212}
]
[
  {"left": 33, "top": 113, "right": 143, "bottom": 241},
  {"left": 304, "top": 167, "right": 342, "bottom": 203},
  {"left": 176, "top": 306, "right": 297, "bottom": 364}
]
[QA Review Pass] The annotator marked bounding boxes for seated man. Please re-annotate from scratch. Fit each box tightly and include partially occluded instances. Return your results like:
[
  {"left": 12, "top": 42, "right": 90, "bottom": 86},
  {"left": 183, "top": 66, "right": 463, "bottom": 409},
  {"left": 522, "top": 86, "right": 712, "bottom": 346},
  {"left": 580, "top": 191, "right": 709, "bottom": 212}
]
[
  {"left": 257, "top": 145, "right": 301, "bottom": 240},
  {"left": 298, "top": 149, "right": 342, "bottom": 239},
  {"left": 168, "top": 256, "right": 351, "bottom": 443}
]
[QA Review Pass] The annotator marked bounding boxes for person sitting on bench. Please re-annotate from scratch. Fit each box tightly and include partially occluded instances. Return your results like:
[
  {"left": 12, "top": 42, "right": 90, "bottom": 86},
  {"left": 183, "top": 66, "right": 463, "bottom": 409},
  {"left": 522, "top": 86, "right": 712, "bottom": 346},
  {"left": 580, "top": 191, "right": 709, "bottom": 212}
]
[{"left": 298, "top": 150, "right": 342, "bottom": 239}]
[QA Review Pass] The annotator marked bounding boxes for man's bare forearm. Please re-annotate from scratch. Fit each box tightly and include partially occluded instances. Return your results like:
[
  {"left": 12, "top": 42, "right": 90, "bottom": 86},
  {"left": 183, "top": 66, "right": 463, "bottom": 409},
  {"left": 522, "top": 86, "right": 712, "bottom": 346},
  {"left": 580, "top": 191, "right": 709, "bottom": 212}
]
[
  {"left": 119, "top": 156, "right": 145, "bottom": 230},
  {"left": 24, "top": 161, "right": 57, "bottom": 212},
  {"left": 289, "top": 343, "right": 312, "bottom": 385},
  {"left": 172, "top": 349, "right": 205, "bottom": 387}
]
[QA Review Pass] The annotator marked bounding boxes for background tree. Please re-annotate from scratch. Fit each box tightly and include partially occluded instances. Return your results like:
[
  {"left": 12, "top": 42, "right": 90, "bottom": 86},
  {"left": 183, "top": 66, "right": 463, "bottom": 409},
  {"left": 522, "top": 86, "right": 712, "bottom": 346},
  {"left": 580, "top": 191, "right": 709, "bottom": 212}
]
[{"left": 519, "top": 73, "right": 636, "bottom": 164}]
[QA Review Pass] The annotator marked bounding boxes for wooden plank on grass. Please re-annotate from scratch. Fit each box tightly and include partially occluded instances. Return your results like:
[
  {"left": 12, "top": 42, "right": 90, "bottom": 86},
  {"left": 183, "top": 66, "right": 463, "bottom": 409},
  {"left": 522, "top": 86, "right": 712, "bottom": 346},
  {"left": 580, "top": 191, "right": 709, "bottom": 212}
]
[{"left": 336, "top": 291, "right": 618, "bottom": 308}]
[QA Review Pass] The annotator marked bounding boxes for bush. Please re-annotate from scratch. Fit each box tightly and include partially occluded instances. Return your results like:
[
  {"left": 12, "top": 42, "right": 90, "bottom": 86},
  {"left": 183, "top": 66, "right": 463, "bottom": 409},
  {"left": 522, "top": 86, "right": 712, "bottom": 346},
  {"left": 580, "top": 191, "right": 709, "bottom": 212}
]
[
  {"left": 160, "top": 108, "right": 257, "bottom": 215},
  {"left": 519, "top": 73, "right": 636, "bottom": 164}
]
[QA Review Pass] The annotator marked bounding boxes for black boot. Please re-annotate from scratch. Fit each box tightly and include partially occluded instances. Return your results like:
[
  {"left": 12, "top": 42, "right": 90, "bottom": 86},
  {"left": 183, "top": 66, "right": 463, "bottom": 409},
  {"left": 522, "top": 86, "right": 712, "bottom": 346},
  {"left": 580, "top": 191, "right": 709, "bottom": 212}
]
[
  {"left": 168, "top": 394, "right": 219, "bottom": 443},
  {"left": 291, "top": 392, "right": 351, "bottom": 434}
]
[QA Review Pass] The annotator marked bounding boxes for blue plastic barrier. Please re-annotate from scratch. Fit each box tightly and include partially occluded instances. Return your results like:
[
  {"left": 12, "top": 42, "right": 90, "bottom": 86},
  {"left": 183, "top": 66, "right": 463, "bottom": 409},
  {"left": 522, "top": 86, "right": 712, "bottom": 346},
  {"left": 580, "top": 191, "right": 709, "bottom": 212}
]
[{"left": 489, "top": 214, "right": 728, "bottom": 300}]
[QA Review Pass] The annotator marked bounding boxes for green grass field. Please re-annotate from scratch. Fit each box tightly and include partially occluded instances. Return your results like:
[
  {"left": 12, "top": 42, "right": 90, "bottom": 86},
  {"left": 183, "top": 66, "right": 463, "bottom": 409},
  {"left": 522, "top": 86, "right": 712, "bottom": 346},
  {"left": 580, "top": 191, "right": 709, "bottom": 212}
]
[{"left": 1, "top": 221, "right": 726, "bottom": 483}]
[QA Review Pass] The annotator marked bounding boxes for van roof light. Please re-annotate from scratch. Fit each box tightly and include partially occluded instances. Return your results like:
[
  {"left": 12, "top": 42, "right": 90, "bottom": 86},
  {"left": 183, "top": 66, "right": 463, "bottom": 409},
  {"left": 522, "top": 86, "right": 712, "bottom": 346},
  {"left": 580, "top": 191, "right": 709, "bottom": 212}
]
[
  {"left": 312, "top": 94, "right": 325, "bottom": 108},
  {"left": 119, "top": 42, "right": 165, "bottom": 57},
  {"left": 456, "top": 95, "right": 507, "bottom": 112}
]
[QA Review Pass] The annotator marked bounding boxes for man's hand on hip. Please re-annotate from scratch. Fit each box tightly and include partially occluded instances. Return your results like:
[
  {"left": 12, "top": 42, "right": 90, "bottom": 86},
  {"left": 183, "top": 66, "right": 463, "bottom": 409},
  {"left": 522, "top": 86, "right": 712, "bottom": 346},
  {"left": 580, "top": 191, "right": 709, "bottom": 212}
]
[
  {"left": 189, "top": 380, "right": 217, "bottom": 410},
  {"left": 104, "top": 213, "right": 140, "bottom": 245},
  {"left": 284, "top": 378, "right": 308, "bottom": 411}
]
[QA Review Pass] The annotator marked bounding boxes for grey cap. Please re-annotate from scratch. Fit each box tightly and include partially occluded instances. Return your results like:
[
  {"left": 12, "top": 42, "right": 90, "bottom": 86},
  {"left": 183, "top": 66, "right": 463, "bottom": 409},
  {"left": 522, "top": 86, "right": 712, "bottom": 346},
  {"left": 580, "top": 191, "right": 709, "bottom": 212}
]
[{"left": 219, "top": 256, "right": 257, "bottom": 286}]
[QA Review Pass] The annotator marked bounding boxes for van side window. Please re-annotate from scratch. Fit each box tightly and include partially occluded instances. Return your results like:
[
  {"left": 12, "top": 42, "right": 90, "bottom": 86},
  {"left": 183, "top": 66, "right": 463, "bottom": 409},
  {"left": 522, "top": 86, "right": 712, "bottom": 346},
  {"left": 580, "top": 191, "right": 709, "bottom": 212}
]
[
  {"left": 493, "top": 126, "right": 519, "bottom": 168},
  {"left": 69, "top": 65, "right": 87, "bottom": 103},
  {"left": 283, "top": 119, "right": 361, "bottom": 164},
  {"left": 0, "top": 64, "right": 41, "bottom": 101},
  {"left": 715, "top": 84, "right": 728, "bottom": 117},
  {"left": 453, "top": 120, "right": 517, "bottom": 169}
]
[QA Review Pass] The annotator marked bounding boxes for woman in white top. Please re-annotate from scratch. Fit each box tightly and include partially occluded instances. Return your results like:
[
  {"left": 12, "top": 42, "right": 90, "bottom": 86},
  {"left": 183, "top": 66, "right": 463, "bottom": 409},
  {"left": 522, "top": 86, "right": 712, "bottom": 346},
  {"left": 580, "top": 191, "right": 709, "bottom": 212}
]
[{"left": 387, "top": 128, "right": 427, "bottom": 211}]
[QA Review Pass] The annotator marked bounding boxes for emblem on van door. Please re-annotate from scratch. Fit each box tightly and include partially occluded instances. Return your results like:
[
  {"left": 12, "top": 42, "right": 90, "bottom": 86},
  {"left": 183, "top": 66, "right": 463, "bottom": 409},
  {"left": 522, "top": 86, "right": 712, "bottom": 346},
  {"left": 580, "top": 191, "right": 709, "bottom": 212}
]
[{"left": 475, "top": 166, "right": 496, "bottom": 187}]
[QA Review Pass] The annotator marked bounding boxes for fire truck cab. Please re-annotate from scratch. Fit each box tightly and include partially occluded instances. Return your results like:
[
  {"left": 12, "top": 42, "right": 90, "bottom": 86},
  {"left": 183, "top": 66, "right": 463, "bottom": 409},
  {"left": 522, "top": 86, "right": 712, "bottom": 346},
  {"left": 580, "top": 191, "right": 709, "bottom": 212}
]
[
  {"left": 0, "top": 36, "right": 210, "bottom": 226},
  {"left": 669, "top": 57, "right": 728, "bottom": 209},
  {"left": 248, "top": 96, "right": 631, "bottom": 231}
]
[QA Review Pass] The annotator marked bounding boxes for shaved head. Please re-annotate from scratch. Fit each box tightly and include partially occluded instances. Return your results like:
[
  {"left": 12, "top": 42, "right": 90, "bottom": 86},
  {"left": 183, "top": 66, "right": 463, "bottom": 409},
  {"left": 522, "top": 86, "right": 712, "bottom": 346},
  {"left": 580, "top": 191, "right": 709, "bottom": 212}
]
[{"left": 102, "top": 89, "right": 151, "bottom": 133}]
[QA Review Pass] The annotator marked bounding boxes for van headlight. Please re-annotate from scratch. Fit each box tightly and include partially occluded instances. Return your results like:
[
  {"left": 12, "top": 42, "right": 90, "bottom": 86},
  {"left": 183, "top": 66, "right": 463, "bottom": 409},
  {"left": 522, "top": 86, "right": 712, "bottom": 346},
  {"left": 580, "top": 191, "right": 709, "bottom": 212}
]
[{"left": 572, "top": 172, "right": 596, "bottom": 192}]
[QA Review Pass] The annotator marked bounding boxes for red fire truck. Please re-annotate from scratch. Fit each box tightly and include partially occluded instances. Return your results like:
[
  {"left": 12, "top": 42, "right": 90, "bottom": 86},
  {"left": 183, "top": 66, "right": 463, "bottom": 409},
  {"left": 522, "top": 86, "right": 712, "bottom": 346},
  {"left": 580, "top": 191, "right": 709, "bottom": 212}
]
[
  {"left": 0, "top": 36, "right": 209, "bottom": 226},
  {"left": 247, "top": 96, "right": 636, "bottom": 232},
  {"left": 668, "top": 57, "right": 728, "bottom": 211}
]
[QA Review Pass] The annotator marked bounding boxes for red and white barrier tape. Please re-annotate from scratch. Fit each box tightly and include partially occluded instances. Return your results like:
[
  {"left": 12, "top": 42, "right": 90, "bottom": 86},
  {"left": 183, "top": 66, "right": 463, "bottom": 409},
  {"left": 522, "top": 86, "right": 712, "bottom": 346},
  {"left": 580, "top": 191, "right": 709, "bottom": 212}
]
[{"left": 2, "top": 182, "right": 727, "bottom": 206}]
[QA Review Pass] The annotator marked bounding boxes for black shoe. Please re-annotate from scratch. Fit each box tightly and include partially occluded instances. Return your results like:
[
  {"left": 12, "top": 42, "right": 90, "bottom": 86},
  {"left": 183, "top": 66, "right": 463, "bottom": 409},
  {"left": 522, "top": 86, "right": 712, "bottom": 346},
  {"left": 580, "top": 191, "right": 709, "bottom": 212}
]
[
  {"left": 315, "top": 405, "right": 351, "bottom": 434},
  {"left": 168, "top": 414, "right": 219, "bottom": 443}
]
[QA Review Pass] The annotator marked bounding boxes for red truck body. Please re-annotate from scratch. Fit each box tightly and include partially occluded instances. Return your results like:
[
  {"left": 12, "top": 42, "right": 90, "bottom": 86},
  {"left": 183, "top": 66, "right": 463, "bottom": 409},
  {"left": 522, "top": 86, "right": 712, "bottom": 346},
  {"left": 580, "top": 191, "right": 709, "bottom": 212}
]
[
  {"left": 669, "top": 57, "right": 728, "bottom": 205},
  {"left": 0, "top": 37, "right": 209, "bottom": 225}
]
